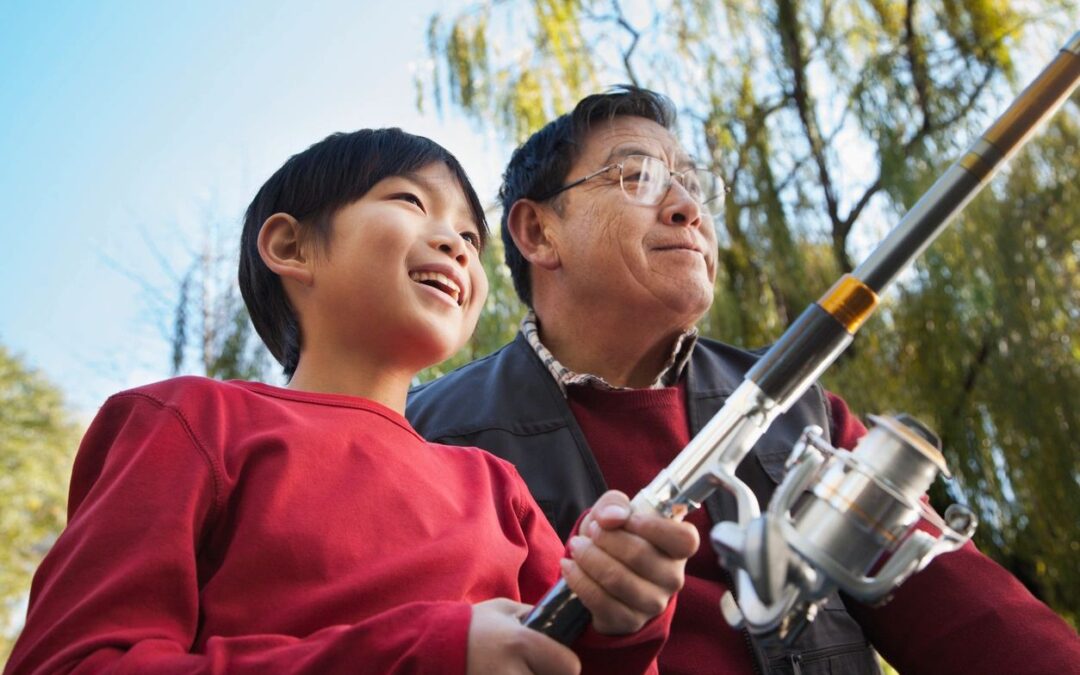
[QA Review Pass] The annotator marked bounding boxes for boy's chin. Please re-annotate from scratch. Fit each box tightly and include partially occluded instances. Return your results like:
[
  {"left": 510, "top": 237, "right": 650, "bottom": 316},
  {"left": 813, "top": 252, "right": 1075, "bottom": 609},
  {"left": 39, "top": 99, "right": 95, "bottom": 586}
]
[{"left": 402, "top": 329, "right": 469, "bottom": 371}]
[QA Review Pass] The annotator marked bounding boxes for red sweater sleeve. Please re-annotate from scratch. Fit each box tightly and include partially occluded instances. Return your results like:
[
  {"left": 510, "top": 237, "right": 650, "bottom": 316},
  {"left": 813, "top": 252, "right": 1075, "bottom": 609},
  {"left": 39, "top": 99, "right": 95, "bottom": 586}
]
[
  {"left": 508, "top": 472, "right": 671, "bottom": 675},
  {"left": 5, "top": 393, "right": 471, "bottom": 675},
  {"left": 825, "top": 392, "right": 1080, "bottom": 674}
]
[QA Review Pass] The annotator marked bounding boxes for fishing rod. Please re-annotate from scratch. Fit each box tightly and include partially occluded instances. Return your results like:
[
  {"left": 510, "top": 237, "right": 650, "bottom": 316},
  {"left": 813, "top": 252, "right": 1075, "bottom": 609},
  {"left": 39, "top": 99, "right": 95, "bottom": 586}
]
[{"left": 524, "top": 30, "right": 1080, "bottom": 644}]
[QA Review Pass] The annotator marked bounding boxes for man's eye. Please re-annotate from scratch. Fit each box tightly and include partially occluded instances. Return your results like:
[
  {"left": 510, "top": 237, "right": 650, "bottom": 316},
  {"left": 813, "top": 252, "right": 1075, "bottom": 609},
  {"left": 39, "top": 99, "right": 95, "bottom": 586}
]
[
  {"left": 623, "top": 171, "right": 644, "bottom": 183},
  {"left": 682, "top": 178, "right": 702, "bottom": 198}
]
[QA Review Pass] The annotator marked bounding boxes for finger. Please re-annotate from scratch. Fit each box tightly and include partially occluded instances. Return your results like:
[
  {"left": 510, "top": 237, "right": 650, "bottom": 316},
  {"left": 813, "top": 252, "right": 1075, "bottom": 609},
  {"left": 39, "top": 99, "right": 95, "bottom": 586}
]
[
  {"left": 616, "top": 513, "right": 700, "bottom": 560},
  {"left": 520, "top": 629, "right": 582, "bottom": 675},
  {"left": 588, "top": 490, "right": 632, "bottom": 530},
  {"left": 578, "top": 511, "right": 595, "bottom": 537},
  {"left": 566, "top": 535, "right": 673, "bottom": 618},
  {"left": 582, "top": 526, "right": 689, "bottom": 594},
  {"left": 560, "top": 556, "right": 650, "bottom": 635}
]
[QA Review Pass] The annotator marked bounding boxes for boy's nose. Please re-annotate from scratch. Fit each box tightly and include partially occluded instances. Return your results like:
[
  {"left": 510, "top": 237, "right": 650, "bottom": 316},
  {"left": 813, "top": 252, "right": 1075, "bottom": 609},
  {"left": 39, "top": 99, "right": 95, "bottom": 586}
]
[{"left": 431, "top": 232, "right": 469, "bottom": 266}]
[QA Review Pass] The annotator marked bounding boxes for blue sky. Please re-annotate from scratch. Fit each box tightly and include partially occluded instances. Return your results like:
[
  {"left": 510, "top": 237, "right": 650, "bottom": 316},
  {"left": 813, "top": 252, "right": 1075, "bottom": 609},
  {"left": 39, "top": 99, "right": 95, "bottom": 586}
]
[{"left": 0, "top": 0, "right": 505, "bottom": 418}]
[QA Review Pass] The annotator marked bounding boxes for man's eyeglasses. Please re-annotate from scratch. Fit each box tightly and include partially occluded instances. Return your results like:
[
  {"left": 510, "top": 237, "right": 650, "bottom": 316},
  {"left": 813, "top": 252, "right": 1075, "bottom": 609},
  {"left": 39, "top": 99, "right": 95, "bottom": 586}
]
[{"left": 537, "top": 155, "right": 727, "bottom": 214}]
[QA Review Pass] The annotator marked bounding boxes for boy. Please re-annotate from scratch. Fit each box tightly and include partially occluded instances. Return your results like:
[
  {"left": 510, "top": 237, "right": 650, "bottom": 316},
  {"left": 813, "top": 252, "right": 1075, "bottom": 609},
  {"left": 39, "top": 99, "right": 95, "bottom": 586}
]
[{"left": 5, "top": 129, "right": 698, "bottom": 674}]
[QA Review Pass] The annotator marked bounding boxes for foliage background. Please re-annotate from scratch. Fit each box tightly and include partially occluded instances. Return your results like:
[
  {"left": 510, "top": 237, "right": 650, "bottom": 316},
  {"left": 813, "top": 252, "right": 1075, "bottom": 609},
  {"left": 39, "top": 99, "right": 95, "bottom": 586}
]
[{"left": 1, "top": 349, "right": 80, "bottom": 662}]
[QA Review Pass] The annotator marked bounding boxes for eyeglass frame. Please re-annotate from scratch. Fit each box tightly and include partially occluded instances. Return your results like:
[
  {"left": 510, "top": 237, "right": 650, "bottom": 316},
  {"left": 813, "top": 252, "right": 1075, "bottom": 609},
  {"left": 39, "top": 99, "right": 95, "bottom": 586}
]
[{"left": 534, "top": 154, "right": 728, "bottom": 213}]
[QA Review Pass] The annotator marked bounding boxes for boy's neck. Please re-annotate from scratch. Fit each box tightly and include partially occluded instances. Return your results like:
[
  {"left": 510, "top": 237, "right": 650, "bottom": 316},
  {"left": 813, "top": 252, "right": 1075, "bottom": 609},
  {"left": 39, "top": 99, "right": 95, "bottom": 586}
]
[{"left": 286, "top": 353, "right": 413, "bottom": 414}]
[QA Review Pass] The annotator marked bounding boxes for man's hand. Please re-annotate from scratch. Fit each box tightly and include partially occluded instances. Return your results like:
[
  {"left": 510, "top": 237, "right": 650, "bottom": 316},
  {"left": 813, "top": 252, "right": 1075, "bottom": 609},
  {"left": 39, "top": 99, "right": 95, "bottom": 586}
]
[
  {"left": 563, "top": 490, "right": 699, "bottom": 635},
  {"left": 467, "top": 599, "right": 581, "bottom": 675}
]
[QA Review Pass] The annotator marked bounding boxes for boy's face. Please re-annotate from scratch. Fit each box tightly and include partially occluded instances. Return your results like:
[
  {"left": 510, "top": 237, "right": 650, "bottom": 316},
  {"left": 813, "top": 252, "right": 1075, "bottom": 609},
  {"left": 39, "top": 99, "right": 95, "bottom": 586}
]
[{"left": 306, "top": 162, "right": 488, "bottom": 370}]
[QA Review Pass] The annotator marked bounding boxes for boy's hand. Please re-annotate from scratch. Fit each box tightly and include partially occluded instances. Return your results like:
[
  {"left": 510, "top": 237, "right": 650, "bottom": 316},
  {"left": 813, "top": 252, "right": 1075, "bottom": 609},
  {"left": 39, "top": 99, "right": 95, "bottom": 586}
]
[
  {"left": 467, "top": 599, "right": 581, "bottom": 675},
  {"left": 562, "top": 490, "right": 699, "bottom": 635}
]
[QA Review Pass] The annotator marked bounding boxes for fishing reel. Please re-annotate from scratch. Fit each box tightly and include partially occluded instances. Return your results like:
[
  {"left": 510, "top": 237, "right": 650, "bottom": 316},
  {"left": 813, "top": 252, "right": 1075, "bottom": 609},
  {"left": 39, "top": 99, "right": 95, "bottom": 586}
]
[{"left": 711, "top": 414, "right": 977, "bottom": 643}]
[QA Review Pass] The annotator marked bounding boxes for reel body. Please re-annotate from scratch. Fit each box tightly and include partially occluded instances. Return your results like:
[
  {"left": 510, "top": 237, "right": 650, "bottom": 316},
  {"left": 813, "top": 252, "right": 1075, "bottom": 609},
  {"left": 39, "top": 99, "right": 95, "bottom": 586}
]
[{"left": 712, "top": 414, "right": 977, "bottom": 642}]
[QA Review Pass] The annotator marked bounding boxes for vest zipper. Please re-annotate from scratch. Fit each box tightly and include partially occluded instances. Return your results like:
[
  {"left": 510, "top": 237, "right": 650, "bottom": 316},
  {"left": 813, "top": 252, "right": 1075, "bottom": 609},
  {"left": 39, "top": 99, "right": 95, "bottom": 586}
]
[
  {"left": 744, "top": 626, "right": 763, "bottom": 675},
  {"left": 720, "top": 567, "right": 764, "bottom": 675},
  {"left": 788, "top": 653, "right": 803, "bottom": 675}
]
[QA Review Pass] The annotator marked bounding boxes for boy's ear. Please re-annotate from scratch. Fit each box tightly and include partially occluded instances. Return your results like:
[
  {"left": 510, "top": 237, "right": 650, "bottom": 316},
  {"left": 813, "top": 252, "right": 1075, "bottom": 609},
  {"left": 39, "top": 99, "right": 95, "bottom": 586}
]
[
  {"left": 257, "top": 213, "right": 314, "bottom": 286},
  {"left": 506, "top": 199, "right": 560, "bottom": 271}
]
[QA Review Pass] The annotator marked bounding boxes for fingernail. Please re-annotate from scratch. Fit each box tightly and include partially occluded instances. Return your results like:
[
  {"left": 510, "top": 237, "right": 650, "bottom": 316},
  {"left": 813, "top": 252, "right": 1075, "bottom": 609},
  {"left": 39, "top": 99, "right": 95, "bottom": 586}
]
[
  {"left": 599, "top": 504, "right": 630, "bottom": 520},
  {"left": 568, "top": 535, "right": 589, "bottom": 555},
  {"left": 560, "top": 558, "right": 574, "bottom": 576},
  {"left": 587, "top": 520, "right": 600, "bottom": 537}
]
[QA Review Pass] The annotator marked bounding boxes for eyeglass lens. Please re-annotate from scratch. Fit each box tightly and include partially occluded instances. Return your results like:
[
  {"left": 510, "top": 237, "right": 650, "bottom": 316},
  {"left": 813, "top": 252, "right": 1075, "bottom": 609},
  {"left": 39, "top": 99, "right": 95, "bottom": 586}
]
[{"left": 620, "top": 156, "right": 723, "bottom": 212}]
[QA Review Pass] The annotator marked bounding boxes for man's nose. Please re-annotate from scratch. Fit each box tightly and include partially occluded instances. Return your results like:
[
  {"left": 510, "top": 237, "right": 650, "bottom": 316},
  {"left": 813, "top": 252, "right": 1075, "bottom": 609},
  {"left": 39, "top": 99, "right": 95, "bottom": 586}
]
[{"left": 660, "top": 180, "right": 703, "bottom": 227}]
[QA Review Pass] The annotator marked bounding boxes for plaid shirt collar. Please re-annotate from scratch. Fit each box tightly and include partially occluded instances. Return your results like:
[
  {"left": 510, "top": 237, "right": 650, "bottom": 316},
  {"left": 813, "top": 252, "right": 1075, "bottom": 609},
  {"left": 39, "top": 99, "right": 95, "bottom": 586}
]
[{"left": 521, "top": 310, "right": 698, "bottom": 397}]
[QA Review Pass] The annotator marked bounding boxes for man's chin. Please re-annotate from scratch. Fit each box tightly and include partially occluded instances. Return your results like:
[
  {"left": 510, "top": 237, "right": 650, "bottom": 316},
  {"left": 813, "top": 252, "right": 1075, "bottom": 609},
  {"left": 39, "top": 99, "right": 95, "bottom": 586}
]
[{"left": 657, "top": 284, "right": 713, "bottom": 322}]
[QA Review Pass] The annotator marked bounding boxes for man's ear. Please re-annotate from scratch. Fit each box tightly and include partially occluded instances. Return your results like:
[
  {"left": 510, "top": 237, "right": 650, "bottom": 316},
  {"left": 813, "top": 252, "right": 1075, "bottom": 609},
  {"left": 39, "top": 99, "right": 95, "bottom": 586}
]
[
  {"left": 506, "top": 199, "right": 560, "bottom": 271},
  {"left": 257, "top": 213, "right": 314, "bottom": 286}
]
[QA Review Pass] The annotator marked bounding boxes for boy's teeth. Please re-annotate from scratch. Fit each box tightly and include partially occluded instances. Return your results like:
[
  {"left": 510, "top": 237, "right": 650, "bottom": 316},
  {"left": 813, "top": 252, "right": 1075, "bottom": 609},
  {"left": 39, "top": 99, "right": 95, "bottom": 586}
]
[{"left": 409, "top": 270, "right": 462, "bottom": 304}]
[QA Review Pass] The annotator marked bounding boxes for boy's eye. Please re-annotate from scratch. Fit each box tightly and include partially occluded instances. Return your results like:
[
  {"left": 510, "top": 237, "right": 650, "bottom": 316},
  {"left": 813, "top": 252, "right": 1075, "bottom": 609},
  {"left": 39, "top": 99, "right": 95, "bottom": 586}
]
[
  {"left": 460, "top": 231, "right": 481, "bottom": 249},
  {"left": 393, "top": 193, "right": 425, "bottom": 210}
]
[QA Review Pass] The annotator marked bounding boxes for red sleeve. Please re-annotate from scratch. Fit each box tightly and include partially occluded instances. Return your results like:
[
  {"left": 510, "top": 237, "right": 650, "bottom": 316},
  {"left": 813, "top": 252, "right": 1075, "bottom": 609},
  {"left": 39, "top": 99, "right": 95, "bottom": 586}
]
[
  {"left": 823, "top": 390, "right": 867, "bottom": 451},
  {"left": 824, "top": 391, "right": 1080, "bottom": 673},
  {"left": 5, "top": 393, "right": 471, "bottom": 675},
  {"left": 573, "top": 604, "right": 672, "bottom": 675},
  {"left": 508, "top": 473, "right": 671, "bottom": 675}
]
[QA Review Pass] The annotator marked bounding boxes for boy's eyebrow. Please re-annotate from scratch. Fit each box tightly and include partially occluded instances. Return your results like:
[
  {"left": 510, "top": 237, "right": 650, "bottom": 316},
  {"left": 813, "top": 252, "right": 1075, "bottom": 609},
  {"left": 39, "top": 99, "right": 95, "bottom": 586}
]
[
  {"left": 397, "top": 171, "right": 479, "bottom": 228},
  {"left": 398, "top": 171, "right": 436, "bottom": 192}
]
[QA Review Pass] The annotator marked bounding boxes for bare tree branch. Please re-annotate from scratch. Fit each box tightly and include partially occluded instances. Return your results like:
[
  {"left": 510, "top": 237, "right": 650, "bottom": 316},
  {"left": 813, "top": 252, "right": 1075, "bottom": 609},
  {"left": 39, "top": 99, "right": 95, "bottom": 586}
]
[{"left": 776, "top": 0, "right": 845, "bottom": 264}]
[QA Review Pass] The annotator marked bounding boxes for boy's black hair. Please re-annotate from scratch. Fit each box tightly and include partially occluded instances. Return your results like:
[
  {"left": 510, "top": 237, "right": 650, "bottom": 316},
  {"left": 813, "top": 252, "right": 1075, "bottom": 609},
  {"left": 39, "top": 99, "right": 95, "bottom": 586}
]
[
  {"left": 497, "top": 85, "right": 677, "bottom": 307},
  {"left": 239, "top": 128, "right": 489, "bottom": 377}
]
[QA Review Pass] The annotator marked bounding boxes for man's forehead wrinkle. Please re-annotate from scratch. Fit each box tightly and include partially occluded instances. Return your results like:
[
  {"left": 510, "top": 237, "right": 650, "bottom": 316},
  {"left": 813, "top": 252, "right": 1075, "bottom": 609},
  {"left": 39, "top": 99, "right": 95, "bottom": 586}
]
[
  {"left": 601, "top": 143, "right": 697, "bottom": 171},
  {"left": 588, "top": 123, "right": 693, "bottom": 168},
  {"left": 603, "top": 145, "right": 653, "bottom": 164}
]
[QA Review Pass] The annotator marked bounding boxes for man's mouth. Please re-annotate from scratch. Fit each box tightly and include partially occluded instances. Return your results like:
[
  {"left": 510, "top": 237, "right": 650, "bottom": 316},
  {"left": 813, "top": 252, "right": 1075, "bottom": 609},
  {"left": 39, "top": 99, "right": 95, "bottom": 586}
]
[
  {"left": 654, "top": 243, "right": 702, "bottom": 255},
  {"left": 409, "top": 270, "right": 463, "bottom": 306}
]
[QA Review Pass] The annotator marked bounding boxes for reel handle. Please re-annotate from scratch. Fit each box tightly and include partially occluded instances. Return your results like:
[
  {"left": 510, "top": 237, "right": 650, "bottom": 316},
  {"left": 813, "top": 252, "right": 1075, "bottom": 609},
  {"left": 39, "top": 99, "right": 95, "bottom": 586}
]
[{"left": 521, "top": 579, "right": 591, "bottom": 644}]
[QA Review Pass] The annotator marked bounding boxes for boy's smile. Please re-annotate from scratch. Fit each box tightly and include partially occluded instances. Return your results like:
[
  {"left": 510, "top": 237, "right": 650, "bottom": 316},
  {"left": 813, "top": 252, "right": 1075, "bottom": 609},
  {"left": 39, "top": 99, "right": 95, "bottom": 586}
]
[{"left": 409, "top": 266, "right": 467, "bottom": 306}]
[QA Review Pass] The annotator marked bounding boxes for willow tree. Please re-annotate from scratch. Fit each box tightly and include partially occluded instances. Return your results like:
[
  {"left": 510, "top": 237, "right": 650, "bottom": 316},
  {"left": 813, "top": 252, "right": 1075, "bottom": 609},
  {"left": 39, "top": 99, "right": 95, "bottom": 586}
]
[
  {"left": 0, "top": 345, "right": 82, "bottom": 661},
  {"left": 419, "top": 0, "right": 1079, "bottom": 624}
]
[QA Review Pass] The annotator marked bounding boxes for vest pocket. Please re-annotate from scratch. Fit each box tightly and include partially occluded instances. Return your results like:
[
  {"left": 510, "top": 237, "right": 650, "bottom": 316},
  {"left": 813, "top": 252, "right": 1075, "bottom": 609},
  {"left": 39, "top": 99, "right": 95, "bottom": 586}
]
[
  {"left": 765, "top": 641, "right": 881, "bottom": 674},
  {"left": 753, "top": 439, "right": 799, "bottom": 484}
]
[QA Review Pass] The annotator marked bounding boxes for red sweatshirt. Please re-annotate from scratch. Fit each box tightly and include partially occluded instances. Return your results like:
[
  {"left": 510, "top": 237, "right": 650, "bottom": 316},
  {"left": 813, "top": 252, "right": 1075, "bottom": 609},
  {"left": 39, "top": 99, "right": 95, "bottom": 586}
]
[
  {"left": 6, "top": 377, "right": 669, "bottom": 674},
  {"left": 568, "top": 382, "right": 1080, "bottom": 675}
]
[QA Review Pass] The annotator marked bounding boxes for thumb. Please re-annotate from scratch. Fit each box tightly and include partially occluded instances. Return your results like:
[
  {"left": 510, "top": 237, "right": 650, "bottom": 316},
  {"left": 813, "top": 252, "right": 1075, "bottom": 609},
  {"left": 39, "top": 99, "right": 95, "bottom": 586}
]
[{"left": 475, "top": 597, "right": 533, "bottom": 620}]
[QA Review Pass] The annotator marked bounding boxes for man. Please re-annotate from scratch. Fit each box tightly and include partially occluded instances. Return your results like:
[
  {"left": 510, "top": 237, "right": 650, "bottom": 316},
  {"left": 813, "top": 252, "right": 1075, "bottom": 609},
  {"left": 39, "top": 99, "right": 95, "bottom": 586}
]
[{"left": 408, "top": 86, "right": 1080, "bottom": 674}]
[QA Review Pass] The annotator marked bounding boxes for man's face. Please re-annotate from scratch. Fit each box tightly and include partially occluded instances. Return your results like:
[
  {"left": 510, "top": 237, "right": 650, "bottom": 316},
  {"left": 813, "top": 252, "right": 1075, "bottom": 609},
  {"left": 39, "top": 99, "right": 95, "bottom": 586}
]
[{"left": 547, "top": 116, "right": 718, "bottom": 327}]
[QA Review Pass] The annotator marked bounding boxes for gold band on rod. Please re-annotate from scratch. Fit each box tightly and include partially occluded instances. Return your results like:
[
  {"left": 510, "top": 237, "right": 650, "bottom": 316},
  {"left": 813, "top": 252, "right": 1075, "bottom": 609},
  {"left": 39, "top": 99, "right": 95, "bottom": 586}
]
[{"left": 818, "top": 275, "right": 879, "bottom": 334}]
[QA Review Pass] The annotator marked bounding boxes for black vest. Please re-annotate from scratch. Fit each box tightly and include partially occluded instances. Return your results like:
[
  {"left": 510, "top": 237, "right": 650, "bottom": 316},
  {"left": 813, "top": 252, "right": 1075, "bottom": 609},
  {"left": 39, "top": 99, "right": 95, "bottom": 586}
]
[{"left": 408, "top": 333, "right": 881, "bottom": 674}]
